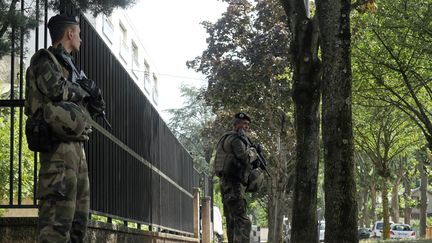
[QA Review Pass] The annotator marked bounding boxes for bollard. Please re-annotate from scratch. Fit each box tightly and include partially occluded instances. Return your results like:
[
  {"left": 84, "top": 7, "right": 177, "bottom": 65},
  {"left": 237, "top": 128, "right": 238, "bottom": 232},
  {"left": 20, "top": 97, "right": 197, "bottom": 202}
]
[
  {"left": 426, "top": 226, "right": 432, "bottom": 239},
  {"left": 202, "top": 196, "right": 212, "bottom": 243},
  {"left": 193, "top": 188, "right": 200, "bottom": 240}
]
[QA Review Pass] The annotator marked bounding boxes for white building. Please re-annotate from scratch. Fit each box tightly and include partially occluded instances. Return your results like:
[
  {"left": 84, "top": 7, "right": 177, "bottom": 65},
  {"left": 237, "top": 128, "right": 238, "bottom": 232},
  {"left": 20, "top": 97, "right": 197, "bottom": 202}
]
[{"left": 85, "top": 10, "right": 159, "bottom": 108}]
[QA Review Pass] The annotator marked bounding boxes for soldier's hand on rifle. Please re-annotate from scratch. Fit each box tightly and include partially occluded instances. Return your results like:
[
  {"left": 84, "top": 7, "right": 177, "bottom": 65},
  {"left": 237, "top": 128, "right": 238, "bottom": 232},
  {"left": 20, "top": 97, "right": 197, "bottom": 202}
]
[
  {"left": 87, "top": 95, "right": 106, "bottom": 117},
  {"left": 253, "top": 143, "right": 262, "bottom": 154},
  {"left": 248, "top": 147, "right": 258, "bottom": 163},
  {"left": 76, "top": 78, "right": 100, "bottom": 98}
]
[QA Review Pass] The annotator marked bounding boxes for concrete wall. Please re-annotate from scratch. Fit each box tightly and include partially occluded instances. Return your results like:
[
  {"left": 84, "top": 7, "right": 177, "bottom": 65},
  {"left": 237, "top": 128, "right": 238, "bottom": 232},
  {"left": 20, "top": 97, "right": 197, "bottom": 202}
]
[{"left": 0, "top": 217, "right": 199, "bottom": 243}]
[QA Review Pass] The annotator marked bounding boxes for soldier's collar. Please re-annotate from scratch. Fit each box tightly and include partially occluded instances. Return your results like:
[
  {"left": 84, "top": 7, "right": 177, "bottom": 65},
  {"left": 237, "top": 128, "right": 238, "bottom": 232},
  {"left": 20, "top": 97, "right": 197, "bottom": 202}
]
[{"left": 49, "top": 44, "right": 74, "bottom": 61}]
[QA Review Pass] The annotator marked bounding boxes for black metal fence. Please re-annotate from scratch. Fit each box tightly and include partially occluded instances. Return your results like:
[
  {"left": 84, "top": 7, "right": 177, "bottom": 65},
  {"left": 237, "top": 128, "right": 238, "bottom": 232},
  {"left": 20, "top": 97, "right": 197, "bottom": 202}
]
[{"left": 0, "top": 0, "right": 199, "bottom": 235}]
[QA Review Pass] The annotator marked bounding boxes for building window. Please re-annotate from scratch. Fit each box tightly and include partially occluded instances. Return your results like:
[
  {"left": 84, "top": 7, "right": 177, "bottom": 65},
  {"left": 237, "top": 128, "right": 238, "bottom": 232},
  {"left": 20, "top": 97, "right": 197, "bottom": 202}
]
[
  {"left": 132, "top": 41, "right": 139, "bottom": 65},
  {"left": 144, "top": 61, "right": 151, "bottom": 94},
  {"left": 131, "top": 41, "right": 140, "bottom": 78},
  {"left": 152, "top": 73, "right": 158, "bottom": 105},
  {"left": 102, "top": 15, "right": 114, "bottom": 43},
  {"left": 119, "top": 23, "right": 129, "bottom": 62}
]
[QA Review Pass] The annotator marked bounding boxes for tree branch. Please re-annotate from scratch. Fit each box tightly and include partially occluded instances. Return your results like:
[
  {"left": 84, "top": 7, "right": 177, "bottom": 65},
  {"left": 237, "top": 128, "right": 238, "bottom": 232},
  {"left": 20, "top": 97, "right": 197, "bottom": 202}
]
[
  {"left": 0, "top": 0, "right": 19, "bottom": 40},
  {"left": 351, "top": 0, "right": 370, "bottom": 10}
]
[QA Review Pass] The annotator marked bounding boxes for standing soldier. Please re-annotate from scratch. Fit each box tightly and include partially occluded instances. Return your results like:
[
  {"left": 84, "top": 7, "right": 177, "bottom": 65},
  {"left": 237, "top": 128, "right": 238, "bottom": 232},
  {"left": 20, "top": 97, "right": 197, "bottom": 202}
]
[
  {"left": 213, "top": 112, "right": 260, "bottom": 243},
  {"left": 25, "top": 13, "right": 105, "bottom": 242}
]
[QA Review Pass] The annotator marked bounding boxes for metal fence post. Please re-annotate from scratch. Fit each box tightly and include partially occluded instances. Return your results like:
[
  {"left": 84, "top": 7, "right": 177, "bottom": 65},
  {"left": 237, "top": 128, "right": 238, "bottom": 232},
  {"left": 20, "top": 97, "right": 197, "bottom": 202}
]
[
  {"left": 202, "top": 196, "right": 211, "bottom": 243},
  {"left": 193, "top": 187, "right": 200, "bottom": 239}
]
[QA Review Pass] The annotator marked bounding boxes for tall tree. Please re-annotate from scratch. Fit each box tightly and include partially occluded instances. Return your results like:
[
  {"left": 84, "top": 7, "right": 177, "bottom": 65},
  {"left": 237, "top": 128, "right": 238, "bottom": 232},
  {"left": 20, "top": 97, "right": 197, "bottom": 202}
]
[
  {"left": 354, "top": 152, "right": 375, "bottom": 228},
  {"left": 188, "top": 0, "right": 295, "bottom": 240},
  {"left": 402, "top": 162, "right": 417, "bottom": 225},
  {"left": 279, "top": 0, "right": 364, "bottom": 241},
  {"left": 415, "top": 147, "right": 430, "bottom": 237},
  {"left": 317, "top": 0, "right": 359, "bottom": 241},
  {"left": 354, "top": 104, "right": 418, "bottom": 239},
  {"left": 278, "top": 1, "right": 321, "bottom": 242}
]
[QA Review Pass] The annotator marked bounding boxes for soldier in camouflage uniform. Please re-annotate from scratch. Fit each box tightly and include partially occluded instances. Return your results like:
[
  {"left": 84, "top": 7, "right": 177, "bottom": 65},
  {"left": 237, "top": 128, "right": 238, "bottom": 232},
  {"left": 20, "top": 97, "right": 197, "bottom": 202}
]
[
  {"left": 214, "top": 112, "right": 257, "bottom": 243},
  {"left": 25, "top": 14, "right": 105, "bottom": 243}
]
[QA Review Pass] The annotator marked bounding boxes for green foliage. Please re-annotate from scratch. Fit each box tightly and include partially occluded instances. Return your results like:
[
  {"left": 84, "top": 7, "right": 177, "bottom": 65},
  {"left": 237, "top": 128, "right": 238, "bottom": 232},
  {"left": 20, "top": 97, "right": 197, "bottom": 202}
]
[
  {"left": 248, "top": 199, "right": 267, "bottom": 227},
  {"left": 352, "top": 0, "right": 432, "bottom": 152},
  {"left": 187, "top": 0, "right": 292, "bottom": 119},
  {"left": 166, "top": 84, "right": 215, "bottom": 176},
  {"left": 353, "top": 104, "right": 420, "bottom": 177},
  {"left": 0, "top": 0, "right": 39, "bottom": 58},
  {"left": 49, "top": 0, "right": 136, "bottom": 16},
  {"left": 0, "top": 0, "right": 135, "bottom": 58},
  {"left": 90, "top": 214, "right": 108, "bottom": 222},
  {"left": 0, "top": 108, "right": 35, "bottom": 204},
  {"left": 212, "top": 177, "right": 223, "bottom": 211},
  {"left": 351, "top": 0, "right": 432, "bottom": 230}
]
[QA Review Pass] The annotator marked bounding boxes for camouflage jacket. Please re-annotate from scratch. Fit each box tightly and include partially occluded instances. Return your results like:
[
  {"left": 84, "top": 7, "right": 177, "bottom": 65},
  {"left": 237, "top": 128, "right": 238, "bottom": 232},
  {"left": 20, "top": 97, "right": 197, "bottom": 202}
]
[{"left": 25, "top": 45, "right": 92, "bottom": 141}]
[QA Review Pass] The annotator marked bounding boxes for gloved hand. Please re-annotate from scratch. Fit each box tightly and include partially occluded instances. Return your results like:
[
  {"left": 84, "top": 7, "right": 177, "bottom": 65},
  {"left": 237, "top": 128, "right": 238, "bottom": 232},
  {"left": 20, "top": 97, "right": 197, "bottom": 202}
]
[
  {"left": 76, "top": 78, "right": 101, "bottom": 98},
  {"left": 87, "top": 95, "right": 106, "bottom": 116},
  {"left": 248, "top": 147, "right": 258, "bottom": 163},
  {"left": 253, "top": 143, "right": 262, "bottom": 154}
]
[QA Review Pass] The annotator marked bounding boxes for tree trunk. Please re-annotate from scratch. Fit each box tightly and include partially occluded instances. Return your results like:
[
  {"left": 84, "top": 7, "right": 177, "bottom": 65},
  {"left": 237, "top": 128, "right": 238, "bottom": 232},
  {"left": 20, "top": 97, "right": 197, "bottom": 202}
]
[
  {"left": 370, "top": 183, "right": 377, "bottom": 224},
  {"left": 362, "top": 190, "right": 369, "bottom": 228},
  {"left": 390, "top": 166, "right": 405, "bottom": 223},
  {"left": 317, "top": 0, "right": 358, "bottom": 242},
  {"left": 268, "top": 168, "right": 286, "bottom": 243},
  {"left": 403, "top": 176, "right": 411, "bottom": 224},
  {"left": 358, "top": 193, "right": 364, "bottom": 228},
  {"left": 268, "top": 113, "right": 291, "bottom": 243},
  {"left": 268, "top": 195, "right": 285, "bottom": 243},
  {"left": 280, "top": 1, "right": 321, "bottom": 243},
  {"left": 419, "top": 161, "right": 428, "bottom": 237},
  {"left": 391, "top": 184, "right": 399, "bottom": 223},
  {"left": 390, "top": 183, "right": 400, "bottom": 223},
  {"left": 382, "top": 180, "right": 390, "bottom": 239}
]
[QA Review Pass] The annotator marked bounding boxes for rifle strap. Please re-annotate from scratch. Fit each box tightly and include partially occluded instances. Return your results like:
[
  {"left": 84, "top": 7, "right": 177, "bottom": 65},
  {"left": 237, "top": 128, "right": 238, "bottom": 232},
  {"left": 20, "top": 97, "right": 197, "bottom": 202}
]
[
  {"left": 217, "top": 133, "right": 231, "bottom": 153},
  {"left": 30, "top": 49, "right": 64, "bottom": 105},
  {"left": 40, "top": 49, "right": 64, "bottom": 72}
]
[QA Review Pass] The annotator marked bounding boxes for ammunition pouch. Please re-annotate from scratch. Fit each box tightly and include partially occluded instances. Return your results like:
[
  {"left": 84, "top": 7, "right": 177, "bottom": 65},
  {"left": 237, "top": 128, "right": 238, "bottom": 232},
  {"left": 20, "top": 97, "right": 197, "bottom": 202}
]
[
  {"left": 25, "top": 109, "right": 58, "bottom": 152},
  {"left": 245, "top": 168, "right": 264, "bottom": 193}
]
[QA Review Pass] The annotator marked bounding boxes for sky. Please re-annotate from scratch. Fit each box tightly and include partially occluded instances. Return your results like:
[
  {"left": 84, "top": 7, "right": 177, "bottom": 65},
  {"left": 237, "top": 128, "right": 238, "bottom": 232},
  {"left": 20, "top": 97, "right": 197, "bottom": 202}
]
[{"left": 125, "top": 0, "right": 227, "bottom": 121}]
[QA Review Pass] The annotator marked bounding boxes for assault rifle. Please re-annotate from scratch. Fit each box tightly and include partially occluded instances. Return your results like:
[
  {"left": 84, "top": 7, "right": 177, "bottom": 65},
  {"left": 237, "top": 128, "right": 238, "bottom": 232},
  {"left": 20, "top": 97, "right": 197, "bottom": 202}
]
[
  {"left": 251, "top": 144, "right": 271, "bottom": 177},
  {"left": 60, "top": 52, "right": 112, "bottom": 129}
]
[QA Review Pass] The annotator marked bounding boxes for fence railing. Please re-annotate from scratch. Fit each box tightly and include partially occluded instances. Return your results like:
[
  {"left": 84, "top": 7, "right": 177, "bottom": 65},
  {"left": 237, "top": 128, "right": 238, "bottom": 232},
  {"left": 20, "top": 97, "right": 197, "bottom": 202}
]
[{"left": 0, "top": 1, "right": 199, "bottom": 235}]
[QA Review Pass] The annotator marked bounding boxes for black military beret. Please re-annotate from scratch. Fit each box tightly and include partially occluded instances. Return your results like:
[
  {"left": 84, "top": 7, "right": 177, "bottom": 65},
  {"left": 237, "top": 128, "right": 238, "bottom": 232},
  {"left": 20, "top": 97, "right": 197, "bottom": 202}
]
[
  {"left": 234, "top": 112, "right": 251, "bottom": 122},
  {"left": 47, "top": 14, "right": 79, "bottom": 29}
]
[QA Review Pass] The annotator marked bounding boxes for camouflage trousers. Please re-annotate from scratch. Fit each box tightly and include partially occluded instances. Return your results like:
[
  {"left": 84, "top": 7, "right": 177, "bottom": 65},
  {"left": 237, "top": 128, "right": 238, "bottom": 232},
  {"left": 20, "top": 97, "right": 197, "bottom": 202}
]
[
  {"left": 37, "top": 142, "right": 89, "bottom": 243},
  {"left": 220, "top": 176, "right": 251, "bottom": 243}
]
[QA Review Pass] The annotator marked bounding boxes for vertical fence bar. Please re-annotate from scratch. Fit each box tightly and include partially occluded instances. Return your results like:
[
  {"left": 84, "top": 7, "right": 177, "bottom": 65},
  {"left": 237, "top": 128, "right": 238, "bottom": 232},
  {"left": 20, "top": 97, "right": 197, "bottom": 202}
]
[
  {"left": 33, "top": 0, "right": 40, "bottom": 206},
  {"left": 17, "top": 0, "right": 26, "bottom": 206},
  {"left": 44, "top": 0, "right": 48, "bottom": 49},
  {"left": 9, "top": 21, "right": 16, "bottom": 205}
]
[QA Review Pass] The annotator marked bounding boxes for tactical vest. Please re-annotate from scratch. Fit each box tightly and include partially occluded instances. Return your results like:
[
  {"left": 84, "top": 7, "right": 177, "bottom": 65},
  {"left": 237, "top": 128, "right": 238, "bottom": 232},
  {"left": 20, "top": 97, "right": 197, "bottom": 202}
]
[{"left": 214, "top": 131, "right": 251, "bottom": 181}]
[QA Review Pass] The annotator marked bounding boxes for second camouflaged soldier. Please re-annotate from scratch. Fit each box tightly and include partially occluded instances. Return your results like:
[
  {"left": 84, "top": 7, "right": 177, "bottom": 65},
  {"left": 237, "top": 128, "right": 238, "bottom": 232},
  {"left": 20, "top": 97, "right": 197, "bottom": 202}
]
[
  {"left": 213, "top": 112, "right": 258, "bottom": 243},
  {"left": 25, "top": 14, "right": 105, "bottom": 243}
]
